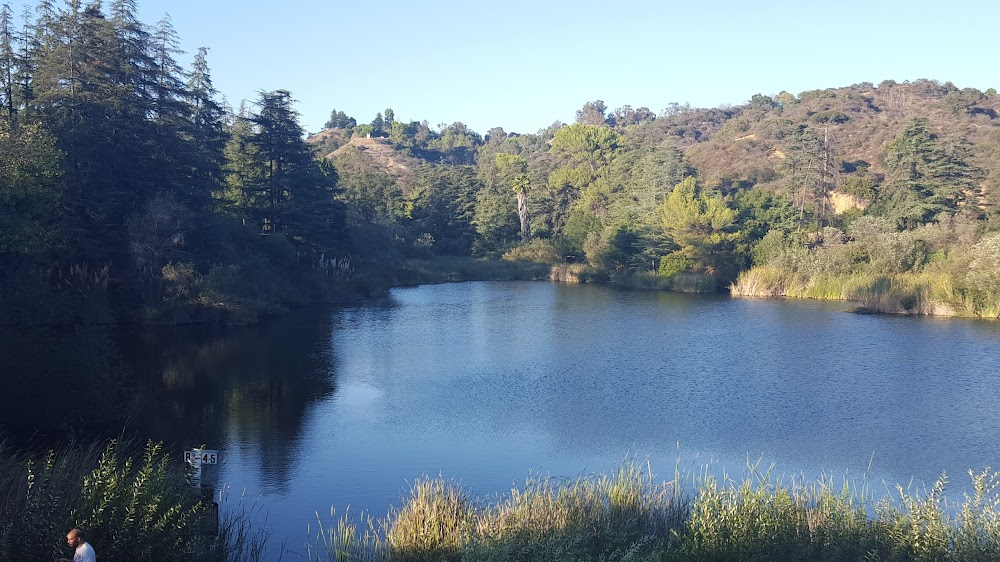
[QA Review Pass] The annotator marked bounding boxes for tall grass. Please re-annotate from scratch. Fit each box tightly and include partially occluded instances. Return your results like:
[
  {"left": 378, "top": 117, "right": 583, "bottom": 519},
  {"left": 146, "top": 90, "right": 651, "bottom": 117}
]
[
  {"left": 309, "top": 462, "right": 1000, "bottom": 562},
  {"left": 731, "top": 266, "right": 997, "bottom": 319},
  {"left": 0, "top": 438, "right": 265, "bottom": 562}
]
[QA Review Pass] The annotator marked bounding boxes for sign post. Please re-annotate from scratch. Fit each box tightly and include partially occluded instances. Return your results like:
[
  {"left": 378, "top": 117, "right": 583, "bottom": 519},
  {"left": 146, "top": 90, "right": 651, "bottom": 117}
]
[{"left": 185, "top": 447, "right": 220, "bottom": 536}]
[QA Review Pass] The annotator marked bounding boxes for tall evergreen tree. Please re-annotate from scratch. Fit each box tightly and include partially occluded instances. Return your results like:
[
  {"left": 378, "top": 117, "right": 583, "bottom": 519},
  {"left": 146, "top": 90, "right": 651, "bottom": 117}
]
[
  {"left": 221, "top": 100, "right": 259, "bottom": 218},
  {"left": 182, "top": 46, "right": 226, "bottom": 205},
  {"left": 13, "top": 6, "right": 38, "bottom": 120},
  {"left": 0, "top": 4, "right": 15, "bottom": 123},
  {"left": 225, "top": 90, "right": 343, "bottom": 246}
]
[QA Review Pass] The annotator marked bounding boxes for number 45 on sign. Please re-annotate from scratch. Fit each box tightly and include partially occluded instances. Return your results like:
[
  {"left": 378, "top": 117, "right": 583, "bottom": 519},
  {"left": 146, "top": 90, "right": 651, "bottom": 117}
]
[{"left": 184, "top": 450, "right": 218, "bottom": 464}]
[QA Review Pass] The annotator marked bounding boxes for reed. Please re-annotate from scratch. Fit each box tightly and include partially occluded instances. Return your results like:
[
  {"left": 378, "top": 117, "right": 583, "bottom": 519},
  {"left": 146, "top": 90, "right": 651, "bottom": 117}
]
[
  {"left": 0, "top": 438, "right": 264, "bottom": 562},
  {"left": 310, "top": 461, "right": 1000, "bottom": 562},
  {"left": 731, "top": 264, "right": 998, "bottom": 319},
  {"left": 730, "top": 265, "right": 809, "bottom": 297}
]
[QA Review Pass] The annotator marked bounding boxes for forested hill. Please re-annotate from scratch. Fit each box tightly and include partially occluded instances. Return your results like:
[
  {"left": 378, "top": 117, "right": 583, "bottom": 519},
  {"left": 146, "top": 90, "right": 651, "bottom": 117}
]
[
  {"left": 2, "top": 1, "right": 999, "bottom": 325},
  {"left": 311, "top": 81, "right": 1000, "bottom": 318}
]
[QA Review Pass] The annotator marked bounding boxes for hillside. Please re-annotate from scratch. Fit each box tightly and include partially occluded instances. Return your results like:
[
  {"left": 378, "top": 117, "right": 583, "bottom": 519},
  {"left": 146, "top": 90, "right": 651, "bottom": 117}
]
[
  {"left": 657, "top": 80, "right": 1000, "bottom": 214},
  {"left": 326, "top": 135, "right": 424, "bottom": 189},
  {"left": 306, "top": 127, "right": 352, "bottom": 157}
]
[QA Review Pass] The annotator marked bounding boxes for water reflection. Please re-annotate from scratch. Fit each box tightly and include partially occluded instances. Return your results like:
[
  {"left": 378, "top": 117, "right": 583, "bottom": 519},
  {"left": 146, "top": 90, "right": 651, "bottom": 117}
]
[
  {"left": 118, "top": 310, "right": 337, "bottom": 490},
  {"left": 1, "top": 309, "right": 338, "bottom": 493},
  {"left": 0, "top": 324, "right": 129, "bottom": 440},
  {"left": 7, "top": 282, "right": 1000, "bottom": 560}
]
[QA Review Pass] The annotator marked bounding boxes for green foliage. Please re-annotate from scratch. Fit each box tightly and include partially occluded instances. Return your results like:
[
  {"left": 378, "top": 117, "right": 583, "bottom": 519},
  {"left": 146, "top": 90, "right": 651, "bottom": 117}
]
[
  {"left": 7, "top": 0, "right": 1000, "bottom": 318},
  {"left": 965, "top": 233, "right": 1000, "bottom": 316},
  {"left": 812, "top": 110, "right": 849, "bottom": 124},
  {"left": 878, "top": 117, "right": 979, "bottom": 227},
  {"left": 658, "top": 251, "right": 693, "bottom": 278},
  {"left": 575, "top": 99, "right": 609, "bottom": 126},
  {"left": 333, "top": 147, "right": 406, "bottom": 221},
  {"left": 0, "top": 121, "right": 63, "bottom": 254},
  {"left": 749, "top": 93, "right": 776, "bottom": 108},
  {"left": 407, "top": 165, "right": 480, "bottom": 255},
  {"left": 777, "top": 124, "right": 828, "bottom": 216},
  {"left": 493, "top": 153, "right": 532, "bottom": 241},
  {"left": 0, "top": 439, "right": 255, "bottom": 562},
  {"left": 502, "top": 239, "right": 561, "bottom": 263},
  {"left": 472, "top": 182, "right": 519, "bottom": 255},
  {"left": 732, "top": 189, "right": 799, "bottom": 251},
  {"left": 561, "top": 209, "right": 602, "bottom": 258},
  {"left": 583, "top": 224, "right": 641, "bottom": 271},
  {"left": 608, "top": 139, "right": 696, "bottom": 226},
  {"left": 324, "top": 108, "right": 356, "bottom": 130},
  {"left": 749, "top": 229, "right": 793, "bottom": 266},
  {"left": 428, "top": 122, "right": 482, "bottom": 164},
  {"left": 660, "top": 178, "right": 736, "bottom": 249},
  {"left": 608, "top": 104, "right": 656, "bottom": 128},
  {"left": 550, "top": 122, "right": 623, "bottom": 171},
  {"left": 944, "top": 87, "right": 986, "bottom": 114},
  {"left": 309, "top": 462, "right": 1000, "bottom": 562},
  {"left": 838, "top": 172, "right": 877, "bottom": 200},
  {"left": 730, "top": 213, "right": 1000, "bottom": 318}
]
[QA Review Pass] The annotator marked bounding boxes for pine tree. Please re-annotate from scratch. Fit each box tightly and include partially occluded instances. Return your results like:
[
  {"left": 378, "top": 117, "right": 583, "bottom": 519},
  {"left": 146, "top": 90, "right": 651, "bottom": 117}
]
[
  {"left": 0, "top": 4, "right": 16, "bottom": 124},
  {"left": 246, "top": 89, "right": 311, "bottom": 233},
  {"left": 13, "top": 6, "right": 38, "bottom": 120},
  {"left": 226, "top": 90, "right": 344, "bottom": 247},
  {"left": 221, "top": 101, "right": 259, "bottom": 219},
  {"left": 182, "top": 46, "right": 226, "bottom": 207}
]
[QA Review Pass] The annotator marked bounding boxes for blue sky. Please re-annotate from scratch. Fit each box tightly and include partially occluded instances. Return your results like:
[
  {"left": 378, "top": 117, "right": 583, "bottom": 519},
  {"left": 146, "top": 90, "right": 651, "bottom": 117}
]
[{"left": 5, "top": 0, "right": 998, "bottom": 135}]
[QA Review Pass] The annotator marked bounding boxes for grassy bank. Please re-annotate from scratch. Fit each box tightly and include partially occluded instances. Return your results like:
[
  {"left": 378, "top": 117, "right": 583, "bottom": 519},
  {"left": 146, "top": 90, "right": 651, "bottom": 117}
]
[
  {"left": 308, "top": 462, "right": 1000, "bottom": 562},
  {"left": 730, "top": 265, "right": 1000, "bottom": 319},
  {"left": 727, "top": 220, "right": 1000, "bottom": 320},
  {"left": 0, "top": 439, "right": 265, "bottom": 562}
]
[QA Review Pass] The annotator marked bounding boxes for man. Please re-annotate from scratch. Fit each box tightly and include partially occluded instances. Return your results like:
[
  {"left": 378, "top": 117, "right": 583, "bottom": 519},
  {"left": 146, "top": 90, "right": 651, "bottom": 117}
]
[{"left": 60, "top": 528, "right": 96, "bottom": 562}]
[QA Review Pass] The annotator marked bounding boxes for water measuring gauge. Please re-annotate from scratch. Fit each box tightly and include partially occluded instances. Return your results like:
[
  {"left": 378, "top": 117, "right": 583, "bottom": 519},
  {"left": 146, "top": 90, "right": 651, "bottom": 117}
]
[
  {"left": 184, "top": 449, "right": 219, "bottom": 464},
  {"left": 185, "top": 448, "right": 221, "bottom": 536},
  {"left": 184, "top": 448, "right": 220, "bottom": 489}
]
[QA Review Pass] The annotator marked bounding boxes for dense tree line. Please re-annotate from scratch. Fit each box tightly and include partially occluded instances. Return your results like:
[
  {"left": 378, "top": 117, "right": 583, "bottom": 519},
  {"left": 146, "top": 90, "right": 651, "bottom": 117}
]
[
  {"left": 3, "top": 0, "right": 1000, "bottom": 324},
  {"left": 0, "top": 1, "right": 348, "bottom": 325},
  {"left": 319, "top": 81, "right": 1000, "bottom": 315}
]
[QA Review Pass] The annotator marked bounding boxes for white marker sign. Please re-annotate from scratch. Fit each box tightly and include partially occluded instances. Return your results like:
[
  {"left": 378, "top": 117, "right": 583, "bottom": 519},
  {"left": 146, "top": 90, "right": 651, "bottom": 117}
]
[{"left": 184, "top": 450, "right": 219, "bottom": 465}]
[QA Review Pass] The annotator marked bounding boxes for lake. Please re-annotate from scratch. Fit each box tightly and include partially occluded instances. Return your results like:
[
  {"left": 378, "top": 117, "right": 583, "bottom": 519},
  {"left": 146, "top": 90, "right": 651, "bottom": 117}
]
[{"left": 4, "top": 281, "right": 1000, "bottom": 559}]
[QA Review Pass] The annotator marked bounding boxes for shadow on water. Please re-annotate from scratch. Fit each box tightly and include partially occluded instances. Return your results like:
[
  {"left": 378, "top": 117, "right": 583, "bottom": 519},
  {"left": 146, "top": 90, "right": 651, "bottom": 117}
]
[
  {"left": 0, "top": 324, "right": 130, "bottom": 441},
  {"left": 1, "top": 307, "right": 339, "bottom": 491}
]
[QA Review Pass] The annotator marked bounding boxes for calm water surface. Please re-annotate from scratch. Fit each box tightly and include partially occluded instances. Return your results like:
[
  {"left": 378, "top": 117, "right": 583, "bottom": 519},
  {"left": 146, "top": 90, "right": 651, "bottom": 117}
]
[{"left": 5, "top": 281, "right": 1000, "bottom": 559}]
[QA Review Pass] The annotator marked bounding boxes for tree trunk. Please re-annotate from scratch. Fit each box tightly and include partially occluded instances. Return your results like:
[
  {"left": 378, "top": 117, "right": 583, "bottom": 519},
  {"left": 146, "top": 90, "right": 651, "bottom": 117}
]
[{"left": 517, "top": 190, "right": 530, "bottom": 242}]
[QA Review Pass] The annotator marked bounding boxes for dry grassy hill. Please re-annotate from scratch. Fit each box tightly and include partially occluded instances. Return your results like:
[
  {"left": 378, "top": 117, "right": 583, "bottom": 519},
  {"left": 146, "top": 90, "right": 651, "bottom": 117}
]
[
  {"left": 670, "top": 80, "right": 1000, "bottom": 213},
  {"left": 326, "top": 136, "right": 423, "bottom": 189}
]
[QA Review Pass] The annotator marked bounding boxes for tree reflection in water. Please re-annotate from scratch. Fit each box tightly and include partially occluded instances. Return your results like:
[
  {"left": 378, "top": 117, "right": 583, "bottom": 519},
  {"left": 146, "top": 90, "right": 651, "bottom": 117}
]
[{"left": 1, "top": 308, "right": 337, "bottom": 492}]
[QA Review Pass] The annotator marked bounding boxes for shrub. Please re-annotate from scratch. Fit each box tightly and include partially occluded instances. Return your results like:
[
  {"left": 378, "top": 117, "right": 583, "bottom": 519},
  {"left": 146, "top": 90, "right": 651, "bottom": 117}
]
[
  {"left": 310, "top": 462, "right": 1000, "bottom": 562},
  {"left": 0, "top": 439, "right": 260, "bottom": 562},
  {"left": 502, "top": 239, "right": 561, "bottom": 263},
  {"left": 658, "top": 252, "right": 693, "bottom": 278}
]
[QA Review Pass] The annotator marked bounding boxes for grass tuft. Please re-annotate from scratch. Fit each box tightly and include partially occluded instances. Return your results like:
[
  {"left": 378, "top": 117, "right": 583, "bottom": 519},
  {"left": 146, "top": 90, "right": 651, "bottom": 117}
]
[{"left": 309, "top": 461, "right": 1000, "bottom": 562}]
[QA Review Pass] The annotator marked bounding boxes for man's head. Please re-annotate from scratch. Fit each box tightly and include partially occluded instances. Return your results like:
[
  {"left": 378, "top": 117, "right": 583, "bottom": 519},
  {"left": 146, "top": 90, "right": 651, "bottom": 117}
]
[{"left": 66, "top": 528, "right": 84, "bottom": 548}]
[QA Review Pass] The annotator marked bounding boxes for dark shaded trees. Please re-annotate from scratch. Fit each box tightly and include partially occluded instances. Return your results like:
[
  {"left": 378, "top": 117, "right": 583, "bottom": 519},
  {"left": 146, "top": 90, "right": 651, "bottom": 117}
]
[
  {"left": 876, "top": 117, "right": 978, "bottom": 228},
  {"left": 234, "top": 90, "right": 343, "bottom": 244},
  {"left": 408, "top": 165, "right": 480, "bottom": 255},
  {"left": 324, "top": 108, "right": 355, "bottom": 129},
  {"left": 576, "top": 99, "right": 609, "bottom": 126},
  {"left": 494, "top": 153, "right": 531, "bottom": 242}
]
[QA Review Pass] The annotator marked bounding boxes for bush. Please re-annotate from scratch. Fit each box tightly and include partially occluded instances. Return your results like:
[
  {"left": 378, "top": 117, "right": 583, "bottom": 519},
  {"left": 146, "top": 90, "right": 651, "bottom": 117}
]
[
  {"left": 0, "top": 439, "right": 260, "bottom": 562},
  {"left": 310, "top": 462, "right": 1000, "bottom": 562},
  {"left": 659, "top": 252, "right": 693, "bottom": 278},
  {"left": 502, "top": 239, "right": 561, "bottom": 263}
]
